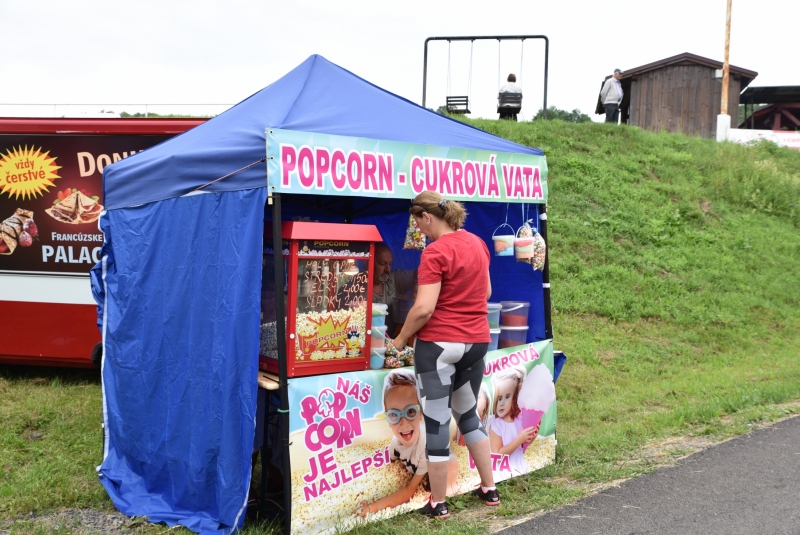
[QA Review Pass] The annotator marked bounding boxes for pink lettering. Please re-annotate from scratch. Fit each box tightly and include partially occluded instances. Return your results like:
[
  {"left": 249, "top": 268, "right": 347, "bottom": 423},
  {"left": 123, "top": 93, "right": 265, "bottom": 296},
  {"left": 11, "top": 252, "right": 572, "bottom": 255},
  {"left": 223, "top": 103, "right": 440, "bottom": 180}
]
[
  {"left": 378, "top": 154, "right": 393, "bottom": 192},
  {"left": 531, "top": 168, "right": 543, "bottom": 198},
  {"left": 344, "top": 407, "right": 362, "bottom": 440},
  {"left": 425, "top": 158, "right": 436, "bottom": 191},
  {"left": 476, "top": 162, "right": 489, "bottom": 196},
  {"left": 452, "top": 160, "right": 465, "bottom": 195},
  {"left": 331, "top": 150, "right": 347, "bottom": 190},
  {"left": 347, "top": 151, "right": 362, "bottom": 191},
  {"left": 281, "top": 144, "right": 297, "bottom": 187},
  {"left": 464, "top": 162, "right": 477, "bottom": 196},
  {"left": 502, "top": 163, "right": 514, "bottom": 197},
  {"left": 336, "top": 417, "right": 352, "bottom": 448},
  {"left": 410, "top": 156, "right": 424, "bottom": 194},
  {"left": 437, "top": 159, "right": 452, "bottom": 195},
  {"left": 303, "top": 483, "right": 318, "bottom": 502},
  {"left": 318, "top": 477, "right": 331, "bottom": 495},
  {"left": 351, "top": 461, "right": 363, "bottom": 479},
  {"left": 513, "top": 167, "right": 523, "bottom": 198},
  {"left": 319, "top": 448, "right": 337, "bottom": 476},
  {"left": 360, "top": 456, "right": 372, "bottom": 475},
  {"left": 363, "top": 153, "right": 378, "bottom": 191},
  {"left": 303, "top": 455, "right": 318, "bottom": 483},
  {"left": 300, "top": 395, "right": 318, "bottom": 426},
  {"left": 315, "top": 148, "right": 331, "bottom": 189},
  {"left": 297, "top": 146, "right": 314, "bottom": 189},
  {"left": 336, "top": 377, "right": 351, "bottom": 394},
  {"left": 317, "top": 418, "right": 338, "bottom": 446}
]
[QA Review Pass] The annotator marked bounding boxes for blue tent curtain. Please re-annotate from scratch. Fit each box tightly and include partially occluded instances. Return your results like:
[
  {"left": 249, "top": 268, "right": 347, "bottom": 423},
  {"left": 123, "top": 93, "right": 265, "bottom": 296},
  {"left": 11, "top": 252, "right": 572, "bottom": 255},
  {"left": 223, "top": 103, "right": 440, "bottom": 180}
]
[{"left": 97, "top": 188, "right": 266, "bottom": 534}]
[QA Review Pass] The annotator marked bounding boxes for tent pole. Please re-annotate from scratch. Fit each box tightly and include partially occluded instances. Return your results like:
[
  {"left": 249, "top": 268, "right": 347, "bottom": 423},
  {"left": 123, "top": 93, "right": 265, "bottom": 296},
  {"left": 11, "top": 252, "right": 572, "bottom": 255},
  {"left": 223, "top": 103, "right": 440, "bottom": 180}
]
[
  {"left": 271, "top": 193, "right": 292, "bottom": 532},
  {"left": 539, "top": 204, "right": 553, "bottom": 340}
]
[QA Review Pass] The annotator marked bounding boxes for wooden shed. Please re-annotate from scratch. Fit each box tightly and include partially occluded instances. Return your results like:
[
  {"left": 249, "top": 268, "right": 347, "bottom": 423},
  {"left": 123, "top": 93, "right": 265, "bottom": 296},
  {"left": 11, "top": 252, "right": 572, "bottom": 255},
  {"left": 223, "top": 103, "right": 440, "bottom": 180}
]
[{"left": 618, "top": 52, "right": 757, "bottom": 138}]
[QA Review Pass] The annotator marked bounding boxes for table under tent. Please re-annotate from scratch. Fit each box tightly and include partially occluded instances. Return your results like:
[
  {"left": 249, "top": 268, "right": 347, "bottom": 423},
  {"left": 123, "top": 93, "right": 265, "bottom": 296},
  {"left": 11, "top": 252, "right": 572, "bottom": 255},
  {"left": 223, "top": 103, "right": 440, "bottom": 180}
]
[{"left": 92, "top": 54, "right": 561, "bottom": 535}]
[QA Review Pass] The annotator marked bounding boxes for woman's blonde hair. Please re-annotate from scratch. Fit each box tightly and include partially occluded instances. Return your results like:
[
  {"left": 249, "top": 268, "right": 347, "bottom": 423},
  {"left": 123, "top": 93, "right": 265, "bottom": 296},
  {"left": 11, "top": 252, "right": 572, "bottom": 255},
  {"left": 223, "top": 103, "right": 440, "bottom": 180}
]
[{"left": 409, "top": 191, "right": 467, "bottom": 230}]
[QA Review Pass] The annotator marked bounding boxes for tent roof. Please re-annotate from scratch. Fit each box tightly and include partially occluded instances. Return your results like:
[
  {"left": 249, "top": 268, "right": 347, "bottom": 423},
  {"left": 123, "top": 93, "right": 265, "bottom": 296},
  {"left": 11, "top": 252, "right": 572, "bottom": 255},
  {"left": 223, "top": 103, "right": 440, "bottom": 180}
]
[{"left": 103, "top": 55, "right": 543, "bottom": 211}]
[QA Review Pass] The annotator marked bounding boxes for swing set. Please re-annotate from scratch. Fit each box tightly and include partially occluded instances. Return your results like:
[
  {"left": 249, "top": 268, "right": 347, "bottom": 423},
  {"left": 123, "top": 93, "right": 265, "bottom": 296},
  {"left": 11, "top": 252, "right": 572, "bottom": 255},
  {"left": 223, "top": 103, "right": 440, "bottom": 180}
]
[{"left": 422, "top": 34, "right": 549, "bottom": 119}]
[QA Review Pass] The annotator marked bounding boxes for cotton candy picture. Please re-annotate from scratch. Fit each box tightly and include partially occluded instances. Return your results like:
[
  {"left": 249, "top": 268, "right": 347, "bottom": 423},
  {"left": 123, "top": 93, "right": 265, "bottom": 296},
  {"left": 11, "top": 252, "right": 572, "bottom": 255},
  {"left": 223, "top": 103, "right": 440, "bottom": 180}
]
[{"left": 517, "top": 364, "right": 556, "bottom": 451}]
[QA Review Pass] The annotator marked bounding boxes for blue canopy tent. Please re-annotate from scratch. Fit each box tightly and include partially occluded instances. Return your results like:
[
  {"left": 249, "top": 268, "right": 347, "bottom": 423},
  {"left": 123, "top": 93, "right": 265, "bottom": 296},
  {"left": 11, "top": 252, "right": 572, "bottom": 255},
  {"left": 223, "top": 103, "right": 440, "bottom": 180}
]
[{"left": 92, "top": 54, "right": 550, "bottom": 534}]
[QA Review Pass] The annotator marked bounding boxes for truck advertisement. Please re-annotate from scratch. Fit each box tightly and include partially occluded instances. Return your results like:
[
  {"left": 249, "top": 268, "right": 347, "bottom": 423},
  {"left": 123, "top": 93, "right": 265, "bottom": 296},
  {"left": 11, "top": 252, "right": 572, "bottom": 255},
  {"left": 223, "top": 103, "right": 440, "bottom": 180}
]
[{"left": 0, "top": 118, "right": 203, "bottom": 367}]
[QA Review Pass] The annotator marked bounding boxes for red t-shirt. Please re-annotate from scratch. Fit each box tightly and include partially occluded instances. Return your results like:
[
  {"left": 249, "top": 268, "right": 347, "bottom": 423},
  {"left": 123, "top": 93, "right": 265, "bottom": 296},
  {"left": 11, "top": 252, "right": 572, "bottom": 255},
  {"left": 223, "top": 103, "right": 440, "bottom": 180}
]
[{"left": 416, "top": 230, "right": 491, "bottom": 343}]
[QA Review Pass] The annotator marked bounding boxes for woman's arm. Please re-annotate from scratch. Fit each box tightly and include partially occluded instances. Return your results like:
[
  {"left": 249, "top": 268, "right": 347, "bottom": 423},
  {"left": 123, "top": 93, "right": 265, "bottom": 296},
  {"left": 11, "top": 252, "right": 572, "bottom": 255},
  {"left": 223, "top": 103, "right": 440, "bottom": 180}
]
[
  {"left": 487, "top": 271, "right": 492, "bottom": 300},
  {"left": 356, "top": 473, "right": 425, "bottom": 516},
  {"left": 392, "top": 282, "right": 440, "bottom": 350}
]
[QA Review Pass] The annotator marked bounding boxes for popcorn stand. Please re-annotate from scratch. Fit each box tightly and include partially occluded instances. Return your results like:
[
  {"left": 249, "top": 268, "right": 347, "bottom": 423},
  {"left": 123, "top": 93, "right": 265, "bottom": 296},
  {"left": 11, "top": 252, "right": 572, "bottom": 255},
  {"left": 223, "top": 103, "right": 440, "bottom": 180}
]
[
  {"left": 92, "top": 55, "right": 563, "bottom": 535},
  {"left": 261, "top": 127, "right": 559, "bottom": 535}
]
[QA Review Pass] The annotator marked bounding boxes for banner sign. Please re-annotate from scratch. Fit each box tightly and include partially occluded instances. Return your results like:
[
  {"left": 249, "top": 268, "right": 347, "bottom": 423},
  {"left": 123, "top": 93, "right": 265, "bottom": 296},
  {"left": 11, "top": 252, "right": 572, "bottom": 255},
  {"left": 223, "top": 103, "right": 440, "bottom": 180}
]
[
  {"left": 267, "top": 129, "right": 548, "bottom": 203},
  {"left": 287, "top": 339, "right": 556, "bottom": 535},
  {"left": 0, "top": 134, "right": 170, "bottom": 275}
]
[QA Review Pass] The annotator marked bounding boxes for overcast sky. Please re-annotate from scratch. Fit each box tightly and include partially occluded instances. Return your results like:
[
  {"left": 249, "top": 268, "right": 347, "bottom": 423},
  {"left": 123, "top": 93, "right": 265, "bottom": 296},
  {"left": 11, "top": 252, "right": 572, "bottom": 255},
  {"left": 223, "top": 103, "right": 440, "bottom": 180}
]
[{"left": 1, "top": 0, "right": 797, "bottom": 122}]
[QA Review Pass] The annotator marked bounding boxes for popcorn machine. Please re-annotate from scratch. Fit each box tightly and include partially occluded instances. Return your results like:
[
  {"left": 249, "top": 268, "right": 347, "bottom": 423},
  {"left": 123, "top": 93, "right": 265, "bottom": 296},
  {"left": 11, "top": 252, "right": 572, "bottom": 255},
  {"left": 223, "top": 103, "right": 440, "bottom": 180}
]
[{"left": 260, "top": 222, "right": 382, "bottom": 377}]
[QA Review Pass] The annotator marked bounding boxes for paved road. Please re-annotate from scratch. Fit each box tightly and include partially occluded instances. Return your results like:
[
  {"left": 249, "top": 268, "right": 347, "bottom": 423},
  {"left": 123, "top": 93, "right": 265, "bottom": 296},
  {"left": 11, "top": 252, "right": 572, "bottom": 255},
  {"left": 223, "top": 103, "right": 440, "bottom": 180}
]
[{"left": 501, "top": 415, "right": 800, "bottom": 535}]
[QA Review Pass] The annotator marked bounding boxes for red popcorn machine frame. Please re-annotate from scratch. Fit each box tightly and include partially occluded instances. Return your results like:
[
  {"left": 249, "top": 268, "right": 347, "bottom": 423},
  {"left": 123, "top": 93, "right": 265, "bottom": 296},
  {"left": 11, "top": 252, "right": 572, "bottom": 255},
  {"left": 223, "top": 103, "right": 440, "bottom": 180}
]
[{"left": 261, "top": 221, "right": 382, "bottom": 377}]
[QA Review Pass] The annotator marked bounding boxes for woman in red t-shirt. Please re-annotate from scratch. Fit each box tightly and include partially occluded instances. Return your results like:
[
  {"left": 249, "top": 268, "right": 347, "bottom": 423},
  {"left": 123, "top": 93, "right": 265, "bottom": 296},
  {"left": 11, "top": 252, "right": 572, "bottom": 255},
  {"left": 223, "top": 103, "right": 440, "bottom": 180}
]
[{"left": 392, "top": 190, "right": 499, "bottom": 518}]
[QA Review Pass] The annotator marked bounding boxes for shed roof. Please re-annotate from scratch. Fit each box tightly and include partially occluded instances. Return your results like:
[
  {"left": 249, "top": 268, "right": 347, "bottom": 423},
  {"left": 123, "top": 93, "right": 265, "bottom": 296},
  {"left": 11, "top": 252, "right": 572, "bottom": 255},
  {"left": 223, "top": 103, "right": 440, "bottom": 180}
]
[
  {"left": 740, "top": 86, "right": 800, "bottom": 104},
  {"left": 620, "top": 52, "right": 758, "bottom": 88}
]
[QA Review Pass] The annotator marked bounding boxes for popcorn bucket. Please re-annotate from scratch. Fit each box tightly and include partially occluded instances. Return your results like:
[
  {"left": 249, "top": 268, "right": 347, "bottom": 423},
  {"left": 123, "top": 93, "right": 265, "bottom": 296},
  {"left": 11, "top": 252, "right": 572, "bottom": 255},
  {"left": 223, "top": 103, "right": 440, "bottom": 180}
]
[
  {"left": 492, "top": 223, "right": 515, "bottom": 257},
  {"left": 514, "top": 224, "right": 535, "bottom": 261}
]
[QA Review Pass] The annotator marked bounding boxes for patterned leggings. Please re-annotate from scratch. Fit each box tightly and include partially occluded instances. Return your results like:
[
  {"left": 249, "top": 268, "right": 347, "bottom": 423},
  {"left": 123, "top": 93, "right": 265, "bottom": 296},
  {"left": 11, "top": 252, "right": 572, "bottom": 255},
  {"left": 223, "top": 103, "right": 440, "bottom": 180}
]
[{"left": 413, "top": 339, "right": 489, "bottom": 462}]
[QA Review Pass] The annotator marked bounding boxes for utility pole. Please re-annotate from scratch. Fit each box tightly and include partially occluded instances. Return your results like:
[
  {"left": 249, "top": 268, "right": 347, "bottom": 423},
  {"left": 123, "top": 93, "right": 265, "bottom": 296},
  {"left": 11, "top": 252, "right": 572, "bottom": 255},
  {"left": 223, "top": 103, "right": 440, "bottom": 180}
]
[{"left": 716, "top": 0, "right": 733, "bottom": 141}]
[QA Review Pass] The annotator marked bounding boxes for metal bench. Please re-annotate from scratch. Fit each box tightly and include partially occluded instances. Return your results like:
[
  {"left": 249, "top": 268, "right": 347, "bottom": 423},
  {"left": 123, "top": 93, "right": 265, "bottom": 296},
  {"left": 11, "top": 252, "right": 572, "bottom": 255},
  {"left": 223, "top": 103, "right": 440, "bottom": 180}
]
[{"left": 446, "top": 96, "right": 471, "bottom": 114}]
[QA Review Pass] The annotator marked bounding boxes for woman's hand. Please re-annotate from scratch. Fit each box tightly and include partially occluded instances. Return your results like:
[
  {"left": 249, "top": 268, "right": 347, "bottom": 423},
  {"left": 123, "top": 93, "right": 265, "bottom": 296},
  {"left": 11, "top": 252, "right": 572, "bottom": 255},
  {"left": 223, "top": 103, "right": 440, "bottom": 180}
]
[{"left": 390, "top": 336, "right": 408, "bottom": 352}]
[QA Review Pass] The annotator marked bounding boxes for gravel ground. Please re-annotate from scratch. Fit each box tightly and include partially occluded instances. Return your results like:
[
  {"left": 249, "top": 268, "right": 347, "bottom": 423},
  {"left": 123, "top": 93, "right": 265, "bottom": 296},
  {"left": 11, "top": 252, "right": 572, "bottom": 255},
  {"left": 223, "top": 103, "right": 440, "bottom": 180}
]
[{"left": 0, "top": 508, "right": 156, "bottom": 535}]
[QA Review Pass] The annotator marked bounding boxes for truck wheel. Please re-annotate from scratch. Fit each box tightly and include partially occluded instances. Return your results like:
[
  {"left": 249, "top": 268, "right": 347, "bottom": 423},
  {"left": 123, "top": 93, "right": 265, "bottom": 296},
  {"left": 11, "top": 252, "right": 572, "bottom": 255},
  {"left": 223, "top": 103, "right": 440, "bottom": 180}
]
[{"left": 91, "top": 343, "right": 103, "bottom": 368}]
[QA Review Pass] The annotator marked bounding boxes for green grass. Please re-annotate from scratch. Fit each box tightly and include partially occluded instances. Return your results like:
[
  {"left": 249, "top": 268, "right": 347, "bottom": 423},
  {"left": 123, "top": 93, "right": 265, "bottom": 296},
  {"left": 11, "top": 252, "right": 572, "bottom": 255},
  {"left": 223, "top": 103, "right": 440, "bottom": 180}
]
[{"left": 2, "top": 120, "right": 799, "bottom": 534}]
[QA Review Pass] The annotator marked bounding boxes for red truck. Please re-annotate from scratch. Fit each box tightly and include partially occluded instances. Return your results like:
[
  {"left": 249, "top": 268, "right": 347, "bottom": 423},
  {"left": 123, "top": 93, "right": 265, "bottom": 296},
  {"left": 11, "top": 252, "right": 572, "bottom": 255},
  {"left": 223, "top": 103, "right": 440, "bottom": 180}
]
[{"left": 0, "top": 117, "right": 206, "bottom": 367}]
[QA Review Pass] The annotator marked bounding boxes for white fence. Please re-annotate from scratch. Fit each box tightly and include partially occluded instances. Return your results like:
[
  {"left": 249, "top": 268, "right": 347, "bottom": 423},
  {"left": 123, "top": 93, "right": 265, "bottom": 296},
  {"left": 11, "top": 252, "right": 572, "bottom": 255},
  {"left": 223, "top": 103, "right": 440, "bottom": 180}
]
[{"left": 727, "top": 128, "right": 800, "bottom": 151}]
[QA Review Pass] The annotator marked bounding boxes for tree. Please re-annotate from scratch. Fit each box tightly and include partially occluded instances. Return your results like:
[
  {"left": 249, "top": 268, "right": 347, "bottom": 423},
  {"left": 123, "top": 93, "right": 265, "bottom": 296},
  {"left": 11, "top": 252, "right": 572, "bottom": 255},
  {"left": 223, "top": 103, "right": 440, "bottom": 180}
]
[{"left": 533, "top": 106, "right": 592, "bottom": 123}]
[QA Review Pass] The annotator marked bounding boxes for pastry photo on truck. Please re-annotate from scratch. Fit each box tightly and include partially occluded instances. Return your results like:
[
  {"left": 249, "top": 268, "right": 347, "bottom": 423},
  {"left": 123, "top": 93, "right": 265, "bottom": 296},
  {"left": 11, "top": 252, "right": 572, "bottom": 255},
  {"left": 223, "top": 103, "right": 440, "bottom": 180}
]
[{"left": 0, "top": 117, "right": 206, "bottom": 367}]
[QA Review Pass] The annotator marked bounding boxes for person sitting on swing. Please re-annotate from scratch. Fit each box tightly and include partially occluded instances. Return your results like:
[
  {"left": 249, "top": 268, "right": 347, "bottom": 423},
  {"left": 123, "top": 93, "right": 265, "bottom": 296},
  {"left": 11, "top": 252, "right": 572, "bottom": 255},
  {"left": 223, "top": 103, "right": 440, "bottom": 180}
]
[{"left": 498, "top": 74, "right": 523, "bottom": 121}]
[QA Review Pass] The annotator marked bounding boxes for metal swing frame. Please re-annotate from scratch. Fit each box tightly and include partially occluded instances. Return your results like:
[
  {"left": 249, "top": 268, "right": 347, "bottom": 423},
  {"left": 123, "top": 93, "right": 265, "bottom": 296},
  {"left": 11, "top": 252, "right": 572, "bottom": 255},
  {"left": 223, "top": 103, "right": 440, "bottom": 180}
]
[{"left": 422, "top": 34, "right": 550, "bottom": 119}]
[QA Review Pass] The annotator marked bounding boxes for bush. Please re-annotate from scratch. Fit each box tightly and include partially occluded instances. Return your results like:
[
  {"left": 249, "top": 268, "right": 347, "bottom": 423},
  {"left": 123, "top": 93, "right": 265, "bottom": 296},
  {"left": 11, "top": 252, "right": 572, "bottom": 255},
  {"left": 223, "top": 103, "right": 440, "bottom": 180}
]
[{"left": 534, "top": 106, "right": 592, "bottom": 123}]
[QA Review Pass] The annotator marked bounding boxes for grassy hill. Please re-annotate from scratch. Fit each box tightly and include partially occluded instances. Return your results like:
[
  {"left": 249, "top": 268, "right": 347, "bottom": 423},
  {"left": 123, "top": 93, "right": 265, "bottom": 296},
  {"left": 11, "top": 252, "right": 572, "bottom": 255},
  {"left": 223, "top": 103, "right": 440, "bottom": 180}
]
[
  {"left": 464, "top": 119, "right": 800, "bottom": 503},
  {"left": 1, "top": 120, "right": 798, "bottom": 534}
]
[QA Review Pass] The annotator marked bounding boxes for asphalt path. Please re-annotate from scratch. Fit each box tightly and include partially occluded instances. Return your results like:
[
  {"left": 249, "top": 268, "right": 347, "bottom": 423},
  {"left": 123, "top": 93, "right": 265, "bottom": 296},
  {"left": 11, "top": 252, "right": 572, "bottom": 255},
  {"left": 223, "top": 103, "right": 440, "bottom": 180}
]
[{"left": 500, "top": 415, "right": 800, "bottom": 535}]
